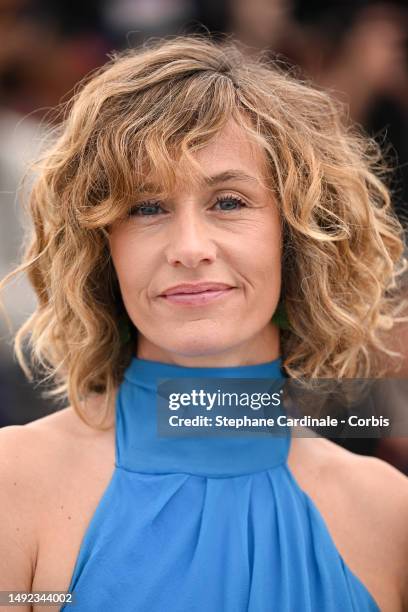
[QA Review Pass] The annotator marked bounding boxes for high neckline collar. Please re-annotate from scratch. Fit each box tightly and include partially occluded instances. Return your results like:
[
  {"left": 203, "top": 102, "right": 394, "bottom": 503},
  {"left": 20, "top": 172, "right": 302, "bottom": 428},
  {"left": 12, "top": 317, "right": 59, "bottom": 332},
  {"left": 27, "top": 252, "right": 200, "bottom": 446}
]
[
  {"left": 124, "top": 355, "right": 285, "bottom": 386},
  {"left": 117, "top": 354, "right": 290, "bottom": 478}
]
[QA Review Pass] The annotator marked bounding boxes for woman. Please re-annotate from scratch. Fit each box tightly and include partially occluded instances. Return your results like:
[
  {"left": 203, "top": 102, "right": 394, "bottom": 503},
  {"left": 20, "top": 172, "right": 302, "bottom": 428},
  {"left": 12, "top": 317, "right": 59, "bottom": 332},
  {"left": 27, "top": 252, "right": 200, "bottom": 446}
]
[{"left": 0, "top": 36, "right": 407, "bottom": 612}]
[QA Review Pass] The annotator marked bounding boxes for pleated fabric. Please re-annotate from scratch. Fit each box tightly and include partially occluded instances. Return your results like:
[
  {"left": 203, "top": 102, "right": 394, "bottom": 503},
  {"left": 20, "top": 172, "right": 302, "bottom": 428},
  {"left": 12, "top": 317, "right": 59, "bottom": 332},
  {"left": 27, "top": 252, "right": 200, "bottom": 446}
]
[{"left": 60, "top": 357, "right": 380, "bottom": 612}]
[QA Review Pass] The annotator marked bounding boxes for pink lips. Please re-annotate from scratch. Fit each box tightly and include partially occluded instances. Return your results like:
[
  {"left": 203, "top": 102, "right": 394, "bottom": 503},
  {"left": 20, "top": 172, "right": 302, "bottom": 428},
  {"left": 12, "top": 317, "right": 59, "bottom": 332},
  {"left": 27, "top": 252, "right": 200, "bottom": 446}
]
[{"left": 159, "top": 282, "right": 235, "bottom": 306}]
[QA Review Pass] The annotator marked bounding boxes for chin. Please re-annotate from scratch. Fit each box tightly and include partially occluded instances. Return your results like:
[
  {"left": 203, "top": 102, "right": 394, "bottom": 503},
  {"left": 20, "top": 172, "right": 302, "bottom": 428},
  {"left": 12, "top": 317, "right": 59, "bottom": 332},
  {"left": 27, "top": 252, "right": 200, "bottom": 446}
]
[
  {"left": 171, "top": 340, "right": 228, "bottom": 358},
  {"left": 161, "top": 331, "right": 234, "bottom": 358}
]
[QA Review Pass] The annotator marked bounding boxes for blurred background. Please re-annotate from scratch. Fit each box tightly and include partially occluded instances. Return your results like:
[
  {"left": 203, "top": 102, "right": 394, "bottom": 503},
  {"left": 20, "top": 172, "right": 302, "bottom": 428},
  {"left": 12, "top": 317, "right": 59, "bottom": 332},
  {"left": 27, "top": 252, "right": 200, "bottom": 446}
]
[{"left": 0, "top": 0, "right": 408, "bottom": 473}]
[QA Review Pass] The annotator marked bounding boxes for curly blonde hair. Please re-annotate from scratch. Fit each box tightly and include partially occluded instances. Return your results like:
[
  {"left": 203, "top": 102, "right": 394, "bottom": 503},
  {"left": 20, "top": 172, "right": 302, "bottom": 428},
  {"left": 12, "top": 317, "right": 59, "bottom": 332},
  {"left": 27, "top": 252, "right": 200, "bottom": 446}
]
[{"left": 1, "top": 35, "right": 407, "bottom": 429}]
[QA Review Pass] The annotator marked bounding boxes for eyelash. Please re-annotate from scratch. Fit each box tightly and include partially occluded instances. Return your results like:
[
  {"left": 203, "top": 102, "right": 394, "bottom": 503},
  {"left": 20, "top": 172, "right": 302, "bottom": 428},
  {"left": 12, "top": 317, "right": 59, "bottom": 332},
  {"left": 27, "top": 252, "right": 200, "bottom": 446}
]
[{"left": 128, "top": 194, "right": 247, "bottom": 218}]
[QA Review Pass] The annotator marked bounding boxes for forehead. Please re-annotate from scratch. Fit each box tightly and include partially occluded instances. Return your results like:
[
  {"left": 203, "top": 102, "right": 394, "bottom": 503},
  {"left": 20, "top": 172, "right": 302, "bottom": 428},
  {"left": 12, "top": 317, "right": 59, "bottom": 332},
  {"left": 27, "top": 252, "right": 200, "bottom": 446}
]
[
  {"left": 128, "top": 117, "right": 272, "bottom": 204},
  {"left": 174, "top": 118, "right": 270, "bottom": 191}
]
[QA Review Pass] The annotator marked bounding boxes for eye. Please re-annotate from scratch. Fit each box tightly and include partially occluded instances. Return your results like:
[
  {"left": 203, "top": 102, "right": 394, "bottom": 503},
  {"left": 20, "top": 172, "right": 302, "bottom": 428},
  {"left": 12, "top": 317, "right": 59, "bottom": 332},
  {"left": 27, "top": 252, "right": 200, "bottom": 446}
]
[
  {"left": 127, "top": 194, "right": 247, "bottom": 219},
  {"left": 128, "top": 201, "right": 164, "bottom": 217},
  {"left": 213, "top": 195, "right": 246, "bottom": 212}
]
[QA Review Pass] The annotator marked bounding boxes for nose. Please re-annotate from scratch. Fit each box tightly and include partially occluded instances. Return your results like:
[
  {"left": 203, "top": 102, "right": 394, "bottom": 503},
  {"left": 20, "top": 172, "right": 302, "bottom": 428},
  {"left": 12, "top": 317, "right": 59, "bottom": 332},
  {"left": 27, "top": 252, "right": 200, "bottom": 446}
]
[{"left": 164, "top": 208, "right": 217, "bottom": 268}]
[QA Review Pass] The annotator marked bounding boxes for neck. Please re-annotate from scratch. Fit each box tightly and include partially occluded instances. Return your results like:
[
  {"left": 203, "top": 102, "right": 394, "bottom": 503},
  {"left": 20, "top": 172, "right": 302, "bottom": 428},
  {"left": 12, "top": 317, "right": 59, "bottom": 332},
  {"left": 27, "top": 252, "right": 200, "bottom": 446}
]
[{"left": 135, "top": 323, "right": 280, "bottom": 368}]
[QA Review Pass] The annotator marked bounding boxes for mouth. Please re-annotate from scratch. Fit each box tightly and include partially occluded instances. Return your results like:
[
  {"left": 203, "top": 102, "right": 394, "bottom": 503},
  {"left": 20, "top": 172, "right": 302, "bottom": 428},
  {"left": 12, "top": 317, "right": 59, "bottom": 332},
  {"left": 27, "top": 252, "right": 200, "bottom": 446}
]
[{"left": 159, "top": 287, "right": 235, "bottom": 306}]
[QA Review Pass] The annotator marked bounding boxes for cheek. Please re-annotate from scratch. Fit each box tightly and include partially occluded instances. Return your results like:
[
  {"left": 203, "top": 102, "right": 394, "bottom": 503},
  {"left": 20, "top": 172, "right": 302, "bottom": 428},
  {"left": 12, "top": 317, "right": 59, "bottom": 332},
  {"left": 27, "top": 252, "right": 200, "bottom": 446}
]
[
  {"left": 252, "top": 247, "right": 281, "bottom": 295},
  {"left": 109, "top": 230, "right": 148, "bottom": 294},
  {"left": 237, "top": 215, "right": 282, "bottom": 281}
]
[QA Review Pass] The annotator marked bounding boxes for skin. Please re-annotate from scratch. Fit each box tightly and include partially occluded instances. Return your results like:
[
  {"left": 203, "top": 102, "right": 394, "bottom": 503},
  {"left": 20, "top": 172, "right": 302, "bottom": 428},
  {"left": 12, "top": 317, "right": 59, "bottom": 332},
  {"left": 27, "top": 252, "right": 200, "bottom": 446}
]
[{"left": 108, "top": 118, "right": 282, "bottom": 367}]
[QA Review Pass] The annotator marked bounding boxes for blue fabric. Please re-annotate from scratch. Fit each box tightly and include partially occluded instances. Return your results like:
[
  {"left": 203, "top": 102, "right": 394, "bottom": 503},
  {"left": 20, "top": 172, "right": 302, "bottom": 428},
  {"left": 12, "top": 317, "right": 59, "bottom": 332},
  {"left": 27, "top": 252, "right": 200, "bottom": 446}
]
[{"left": 61, "top": 356, "right": 380, "bottom": 611}]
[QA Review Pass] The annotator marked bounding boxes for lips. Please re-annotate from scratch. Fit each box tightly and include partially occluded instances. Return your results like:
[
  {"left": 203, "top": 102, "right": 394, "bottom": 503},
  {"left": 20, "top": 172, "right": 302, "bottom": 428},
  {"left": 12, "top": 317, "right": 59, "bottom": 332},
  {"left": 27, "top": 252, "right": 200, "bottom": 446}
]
[{"left": 160, "top": 282, "right": 234, "bottom": 297}]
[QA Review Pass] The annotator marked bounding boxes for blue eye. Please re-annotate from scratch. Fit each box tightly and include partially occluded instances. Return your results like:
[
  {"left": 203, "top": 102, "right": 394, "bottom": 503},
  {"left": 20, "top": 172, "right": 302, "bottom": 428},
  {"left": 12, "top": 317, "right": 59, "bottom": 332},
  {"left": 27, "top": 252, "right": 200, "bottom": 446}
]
[
  {"left": 128, "top": 202, "right": 163, "bottom": 217},
  {"left": 128, "top": 195, "right": 246, "bottom": 218},
  {"left": 214, "top": 196, "right": 246, "bottom": 211}
]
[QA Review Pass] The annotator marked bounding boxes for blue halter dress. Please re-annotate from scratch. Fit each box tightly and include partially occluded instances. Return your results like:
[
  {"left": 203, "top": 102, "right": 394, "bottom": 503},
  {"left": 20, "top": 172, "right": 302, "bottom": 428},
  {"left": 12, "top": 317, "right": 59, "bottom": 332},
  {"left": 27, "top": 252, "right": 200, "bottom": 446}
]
[{"left": 60, "top": 356, "right": 380, "bottom": 611}]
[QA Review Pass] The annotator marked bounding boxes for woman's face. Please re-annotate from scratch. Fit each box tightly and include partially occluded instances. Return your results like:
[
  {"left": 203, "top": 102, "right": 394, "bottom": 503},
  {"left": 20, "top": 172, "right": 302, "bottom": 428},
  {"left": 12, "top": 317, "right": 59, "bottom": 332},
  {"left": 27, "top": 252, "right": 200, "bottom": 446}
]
[{"left": 108, "top": 119, "right": 282, "bottom": 366}]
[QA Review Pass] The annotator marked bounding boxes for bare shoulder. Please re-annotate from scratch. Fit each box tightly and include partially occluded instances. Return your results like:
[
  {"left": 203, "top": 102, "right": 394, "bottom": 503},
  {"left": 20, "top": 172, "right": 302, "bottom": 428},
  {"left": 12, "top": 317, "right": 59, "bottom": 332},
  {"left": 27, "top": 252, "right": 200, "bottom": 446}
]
[
  {"left": 312, "top": 436, "right": 408, "bottom": 522},
  {"left": 25, "top": 392, "right": 116, "bottom": 439},
  {"left": 289, "top": 429, "right": 408, "bottom": 498},
  {"left": 0, "top": 393, "right": 114, "bottom": 469},
  {"left": 327, "top": 438, "right": 408, "bottom": 608},
  {"left": 0, "top": 417, "right": 75, "bottom": 597},
  {"left": 0, "top": 394, "right": 116, "bottom": 596},
  {"left": 27, "top": 394, "right": 116, "bottom": 476},
  {"left": 0, "top": 391, "right": 115, "bottom": 496},
  {"left": 290, "top": 433, "right": 408, "bottom": 608}
]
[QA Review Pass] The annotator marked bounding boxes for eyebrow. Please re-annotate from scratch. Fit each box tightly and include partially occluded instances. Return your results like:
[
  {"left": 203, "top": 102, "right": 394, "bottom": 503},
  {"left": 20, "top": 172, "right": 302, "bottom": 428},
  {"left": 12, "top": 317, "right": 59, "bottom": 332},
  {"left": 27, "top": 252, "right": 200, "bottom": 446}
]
[
  {"left": 203, "top": 170, "right": 259, "bottom": 186},
  {"left": 138, "top": 169, "right": 260, "bottom": 194}
]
